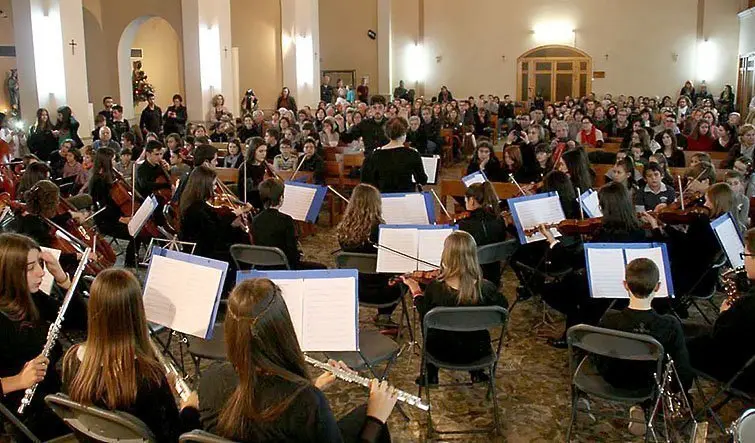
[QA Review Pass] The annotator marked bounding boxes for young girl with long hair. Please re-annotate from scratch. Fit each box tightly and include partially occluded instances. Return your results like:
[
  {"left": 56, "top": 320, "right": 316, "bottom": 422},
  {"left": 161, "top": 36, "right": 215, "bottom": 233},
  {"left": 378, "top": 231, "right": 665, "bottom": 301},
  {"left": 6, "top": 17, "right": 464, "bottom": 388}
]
[
  {"left": 659, "top": 129, "right": 686, "bottom": 168},
  {"left": 557, "top": 149, "right": 595, "bottom": 194},
  {"left": 458, "top": 182, "right": 507, "bottom": 285},
  {"left": 0, "top": 233, "right": 84, "bottom": 440},
  {"left": 685, "top": 121, "right": 715, "bottom": 152},
  {"left": 402, "top": 231, "right": 508, "bottom": 385},
  {"left": 466, "top": 139, "right": 502, "bottom": 182},
  {"left": 27, "top": 108, "right": 57, "bottom": 161},
  {"left": 723, "top": 124, "right": 755, "bottom": 169},
  {"left": 237, "top": 136, "right": 268, "bottom": 209},
  {"left": 62, "top": 269, "right": 199, "bottom": 442},
  {"left": 198, "top": 278, "right": 397, "bottom": 442}
]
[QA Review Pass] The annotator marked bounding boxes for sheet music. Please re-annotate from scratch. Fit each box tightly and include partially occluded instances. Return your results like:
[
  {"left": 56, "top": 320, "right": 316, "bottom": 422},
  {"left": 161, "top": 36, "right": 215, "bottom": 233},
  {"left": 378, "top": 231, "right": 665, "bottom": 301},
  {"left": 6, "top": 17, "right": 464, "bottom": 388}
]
[
  {"left": 301, "top": 277, "right": 358, "bottom": 351},
  {"left": 586, "top": 248, "right": 628, "bottom": 298},
  {"left": 40, "top": 247, "right": 62, "bottom": 294},
  {"left": 417, "top": 228, "right": 454, "bottom": 271},
  {"left": 713, "top": 215, "right": 745, "bottom": 268},
  {"left": 376, "top": 227, "right": 420, "bottom": 273},
  {"left": 462, "top": 171, "right": 486, "bottom": 187},
  {"left": 625, "top": 247, "right": 670, "bottom": 298},
  {"left": 512, "top": 195, "right": 565, "bottom": 243},
  {"left": 279, "top": 183, "right": 318, "bottom": 222},
  {"left": 414, "top": 156, "right": 440, "bottom": 185},
  {"left": 274, "top": 278, "right": 306, "bottom": 345},
  {"left": 382, "top": 194, "right": 430, "bottom": 225},
  {"left": 143, "top": 254, "right": 224, "bottom": 338},
  {"left": 128, "top": 195, "right": 158, "bottom": 237},
  {"left": 580, "top": 190, "right": 602, "bottom": 218}
]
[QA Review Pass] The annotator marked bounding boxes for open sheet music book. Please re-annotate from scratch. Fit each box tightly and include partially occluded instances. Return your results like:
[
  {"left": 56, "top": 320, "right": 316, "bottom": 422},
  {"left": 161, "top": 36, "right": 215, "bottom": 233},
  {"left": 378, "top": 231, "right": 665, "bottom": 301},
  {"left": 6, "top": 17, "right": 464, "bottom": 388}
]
[
  {"left": 128, "top": 195, "right": 159, "bottom": 237},
  {"left": 40, "top": 247, "right": 62, "bottom": 294},
  {"left": 376, "top": 224, "right": 456, "bottom": 273},
  {"left": 413, "top": 155, "right": 441, "bottom": 185},
  {"left": 507, "top": 192, "right": 566, "bottom": 244},
  {"left": 579, "top": 189, "right": 602, "bottom": 218},
  {"left": 462, "top": 170, "right": 487, "bottom": 188},
  {"left": 711, "top": 212, "right": 745, "bottom": 268},
  {"left": 142, "top": 247, "right": 228, "bottom": 339},
  {"left": 236, "top": 269, "right": 359, "bottom": 352},
  {"left": 585, "top": 243, "right": 674, "bottom": 299},
  {"left": 381, "top": 192, "right": 435, "bottom": 225},
  {"left": 278, "top": 181, "right": 328, "bottom": 223}
]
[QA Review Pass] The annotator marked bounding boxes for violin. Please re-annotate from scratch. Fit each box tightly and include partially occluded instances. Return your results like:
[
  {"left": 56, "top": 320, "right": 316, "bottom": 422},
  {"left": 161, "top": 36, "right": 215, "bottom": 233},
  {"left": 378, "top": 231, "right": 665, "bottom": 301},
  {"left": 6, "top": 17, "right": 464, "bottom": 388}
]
[
  {"left": 522, "top": 217, "right": 604, "bottom": 237},
  {"left": 110, "top": 169, "right": 165, "bottom": 239},
  {"left": 153, "top": 160, "right": 174, "bottom": 205},
  {"left": 387, "top": 269, "right": 441, "bottom": 287},
  {"left": 55, "top": 198, "right": 117, "bottom": 270},
  {"left": 653, "top": 191, "right": 710, "bottom": 225},
  {"left": 437, "top": 211, "right": 472, "bottom": 224},
  {"left": 210, "top": 180, "right": 255, "bottom": 244}
]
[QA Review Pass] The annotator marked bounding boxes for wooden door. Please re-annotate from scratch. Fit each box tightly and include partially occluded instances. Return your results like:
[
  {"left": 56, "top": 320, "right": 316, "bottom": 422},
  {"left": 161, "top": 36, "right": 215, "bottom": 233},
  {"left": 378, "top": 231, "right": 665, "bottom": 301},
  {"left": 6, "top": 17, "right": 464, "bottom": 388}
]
[{"left": 517, "top": 46, "right": 592, "bottom": 105}]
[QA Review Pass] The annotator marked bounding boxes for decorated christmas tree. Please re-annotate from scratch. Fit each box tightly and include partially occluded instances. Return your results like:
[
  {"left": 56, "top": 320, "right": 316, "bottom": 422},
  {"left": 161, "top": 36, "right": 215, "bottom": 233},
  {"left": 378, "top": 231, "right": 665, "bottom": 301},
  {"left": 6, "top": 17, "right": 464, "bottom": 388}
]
[{"left": 132, "top": 60, "right": 155, "bottom": 103}]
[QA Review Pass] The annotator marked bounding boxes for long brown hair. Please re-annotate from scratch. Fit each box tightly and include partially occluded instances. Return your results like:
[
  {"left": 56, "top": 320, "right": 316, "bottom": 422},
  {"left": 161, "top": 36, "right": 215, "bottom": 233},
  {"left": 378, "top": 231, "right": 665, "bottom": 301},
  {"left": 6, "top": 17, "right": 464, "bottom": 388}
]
[
  {"left": 335, "top": 183, "right": 384, "bottom": 247},
  {"left": 217, "top": 279, "right": 310, "bottom": 439},
  {"left": 89, "top": 146, "right": 116, "bottom": 190},
  {"left": 63, "top": 269, "right": 164, "bottom": 409},
  {"left": 180, "top": 165, "right": 216, "bottom": 216},
  {"left": 706, "top": 182, "right": 735, "bottom": 219},
  {"left": 438, "top": 231, "right": 482, "bottom": 305},
  {"left": 0, "top": 233, "right": 41, "bottom": 322},
  {"left": 24, "top": 180, "right": 59, "bottom": 218},
  {"left": 465, "top": 182, "right": 500, "bottom": 217},
  {"left": 598, "top": 182, "right": 641, "bottom": 232}
]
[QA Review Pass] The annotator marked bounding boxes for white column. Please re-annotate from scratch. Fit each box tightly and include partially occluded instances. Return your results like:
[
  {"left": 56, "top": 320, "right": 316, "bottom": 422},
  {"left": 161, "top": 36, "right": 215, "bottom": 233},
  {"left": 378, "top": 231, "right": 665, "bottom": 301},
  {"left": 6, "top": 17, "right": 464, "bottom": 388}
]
[
  {"left": 12, "top": 0, "right": 92, "bottom": 135},
  {"left": 181, "top": 0, "right": 233, "bottom": 122},
  {"left": 377, "top": 0, "right": 392, "bottom": 99},
  {"left": 280, "top": 0, "right": 320, "bottom": 108}
]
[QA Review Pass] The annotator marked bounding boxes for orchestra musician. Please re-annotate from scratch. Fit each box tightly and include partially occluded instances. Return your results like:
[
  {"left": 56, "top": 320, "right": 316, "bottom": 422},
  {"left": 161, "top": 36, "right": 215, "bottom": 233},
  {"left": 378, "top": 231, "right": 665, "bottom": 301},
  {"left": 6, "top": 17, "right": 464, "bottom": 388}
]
[
  {"left": 62, "top": 269, "right": 199, "bottom": 442},
  {"left": 172, "top": 144, "right": 218, "bottom": 204},
  {"left": 0, "top": 233, "right": 85, "bottom": 440},
  {"left": 556, "top": 149, "right": 595, "bottom": 195},
  {"left": 15, "top": 162, "right": 51, "bottom": 201},
  {"left": 466, "top": 139, "right": 503, "bottom": 182},
  {"left": 297, "top": 138, "right": 326, "bottom": 185},
  {"left": 237, "top": 137, "right": 268, "bottom": 209},
  {"left": 88, "top": 147, "right": 138, "bottom": 267},
  {"left": 135, "top": 140, "right": 172, "bottom": 200},
  {"left": 197, "top": 278, "right": 397, "bottom": 442},
  {"left": 457, "top": 182, "right": 507, "bottom": 285},
  {"left": 401, "top": 231, "right": 508, "bottom": 386},
  {"left": 361, "top": 117, "right": 428, "bottom": 193},
  {"left": 336, "top": 183, "right": 403, "bottom": 331}
]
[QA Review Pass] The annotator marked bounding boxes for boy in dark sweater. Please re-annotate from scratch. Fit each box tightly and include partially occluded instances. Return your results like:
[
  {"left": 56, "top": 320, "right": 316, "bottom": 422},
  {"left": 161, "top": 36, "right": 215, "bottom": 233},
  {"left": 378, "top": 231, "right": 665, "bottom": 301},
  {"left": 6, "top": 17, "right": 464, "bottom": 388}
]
[{"left": 597, "top": 258, "right": 693, "bottom": 436}]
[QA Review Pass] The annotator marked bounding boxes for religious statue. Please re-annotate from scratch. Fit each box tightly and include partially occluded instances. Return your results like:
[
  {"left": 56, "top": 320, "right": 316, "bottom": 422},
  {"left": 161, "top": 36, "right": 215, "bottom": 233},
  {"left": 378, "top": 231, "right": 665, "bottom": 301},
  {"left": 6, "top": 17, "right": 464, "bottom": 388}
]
[
  {"left": 6, "top": 69, "right": 19, "bottom": 116},
  {"left": 132, "top": 60, "right": 155, "bottom": 103}
]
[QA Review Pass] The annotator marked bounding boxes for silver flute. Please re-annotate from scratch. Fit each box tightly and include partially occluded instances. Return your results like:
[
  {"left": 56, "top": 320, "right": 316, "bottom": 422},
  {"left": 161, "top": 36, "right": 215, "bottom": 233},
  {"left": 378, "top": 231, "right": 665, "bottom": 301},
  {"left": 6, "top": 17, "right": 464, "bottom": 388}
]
[
  {"left": 19, "top": 248, "right": 91, "bottom": 414},
  {"left": 149, "top": 338, "right": 192, "bottom": 402},
  {"left": 304, "top": 355, "right": 430, "bottom": 411}
]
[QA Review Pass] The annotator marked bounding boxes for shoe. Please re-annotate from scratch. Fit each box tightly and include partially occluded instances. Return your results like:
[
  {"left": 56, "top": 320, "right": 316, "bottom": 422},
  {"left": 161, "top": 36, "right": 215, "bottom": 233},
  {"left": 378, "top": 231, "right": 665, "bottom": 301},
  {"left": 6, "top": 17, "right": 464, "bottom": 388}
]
[
  {"left": 415, "top": 373, "right": 439, "bottom": 386},
  {"left": 548, "top": 338, "right": 568, "bottom": 349},
  {"left": 516, "top": 286, "right": 534, "bottom": 301},
  {"left": 379, "top": 327, "right": 398, "bottom": 338},
  {"left": 470, "top": 370, "right": 489, "bottom": 383},
  {"left": 628, "top": 405, "right": 647, "bottom": 436},
  {"left": 374, "top": 314, "right": 398, "bottom": 329}
]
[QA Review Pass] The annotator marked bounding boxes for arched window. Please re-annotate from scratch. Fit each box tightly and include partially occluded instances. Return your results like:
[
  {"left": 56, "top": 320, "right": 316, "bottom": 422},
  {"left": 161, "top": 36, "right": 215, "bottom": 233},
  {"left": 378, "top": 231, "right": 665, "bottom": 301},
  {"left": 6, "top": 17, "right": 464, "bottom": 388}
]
[{"left": 517, "top": 45, "right": 592, "bottom": 102}]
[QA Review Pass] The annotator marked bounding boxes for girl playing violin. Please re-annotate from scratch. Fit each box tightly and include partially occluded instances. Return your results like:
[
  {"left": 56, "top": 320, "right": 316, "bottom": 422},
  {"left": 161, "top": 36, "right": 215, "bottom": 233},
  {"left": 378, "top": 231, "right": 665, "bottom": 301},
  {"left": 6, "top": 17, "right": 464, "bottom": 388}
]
[
  {"left": 557, "top": 149, "right": 595, "bottom": 195},
  {"left": 402, "top": 231, "right": 508, "bottom": 386},
  {"left": 458, "top": 182, "right": 507, "bottom": 285},
  {"left": 466, "top": 139, "right": 502, "bottom": 182},
  {"left": 336, "top": 183, "right": 403, "bottom": 331},
  {"left": 237, "top": 137, "right": 268, "bottom": 210},
  {"left": 62, "top": 269, "right": 199, "bottom": 442},
  {"left": 0, "top": 233, "right": 85, "bottom": 440},
  {"left": 297, "top": 137, "right": 326, "bottom": 185}
]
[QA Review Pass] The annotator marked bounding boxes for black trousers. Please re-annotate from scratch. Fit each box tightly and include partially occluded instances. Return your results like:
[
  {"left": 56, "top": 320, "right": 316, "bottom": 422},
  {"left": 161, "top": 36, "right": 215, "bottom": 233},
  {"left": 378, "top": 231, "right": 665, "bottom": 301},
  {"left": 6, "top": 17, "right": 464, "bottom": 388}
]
[
  {"left": 98, "top": 221, "right": 138, "bottom": 267},
  {"left": 337, "top": 404, "right": 391, "bottom": 443}
]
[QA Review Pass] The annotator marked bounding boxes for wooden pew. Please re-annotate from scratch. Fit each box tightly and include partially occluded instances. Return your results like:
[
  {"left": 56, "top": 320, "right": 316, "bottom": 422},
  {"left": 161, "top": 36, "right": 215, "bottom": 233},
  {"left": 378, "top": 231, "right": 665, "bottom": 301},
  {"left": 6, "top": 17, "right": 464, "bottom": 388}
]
[
  {"left": 682, "top": 150, "right": 727, "bottom": 169},
  {"left": 215, "top": 167, "right": 238, "bottom": 184},
  {"left": 438, "top": 179, "right": 521, "bottom": 212}
]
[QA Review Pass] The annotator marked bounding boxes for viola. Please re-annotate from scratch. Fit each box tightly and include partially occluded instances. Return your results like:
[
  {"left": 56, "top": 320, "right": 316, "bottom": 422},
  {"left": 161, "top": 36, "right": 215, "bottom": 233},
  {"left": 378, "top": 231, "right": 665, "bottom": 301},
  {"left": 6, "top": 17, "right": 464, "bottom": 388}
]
[
  {"left": 387, "top": 269, "right": 441, "bottom": 287},
  {"left": 110, "top": 170, "right": 165, "bottom": 239}
]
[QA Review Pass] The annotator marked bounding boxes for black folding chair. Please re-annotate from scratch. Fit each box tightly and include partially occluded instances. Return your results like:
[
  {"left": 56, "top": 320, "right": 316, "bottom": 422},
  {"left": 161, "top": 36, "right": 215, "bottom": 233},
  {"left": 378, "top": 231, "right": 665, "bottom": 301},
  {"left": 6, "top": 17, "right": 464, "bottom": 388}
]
[
  {"left": 179, "top": 429, "right": 236, "bottom": 443},
  {"left": 230, "top": 244, "right": 291, "bottom": 270},
  {"left": 420, "top": 305, "right": 508, "bottom": 437},
  {"left": 677, "top": 252, "right": 727, "bottom": 324},
  {"left": 692, "top": 353, "right": 755, "bottom": 432},
  {"left": 477, "top": 239, "right": 519, "bottom": 288},
  {"left": 566, "top": 324, "right": 664, "bottom": 442}
]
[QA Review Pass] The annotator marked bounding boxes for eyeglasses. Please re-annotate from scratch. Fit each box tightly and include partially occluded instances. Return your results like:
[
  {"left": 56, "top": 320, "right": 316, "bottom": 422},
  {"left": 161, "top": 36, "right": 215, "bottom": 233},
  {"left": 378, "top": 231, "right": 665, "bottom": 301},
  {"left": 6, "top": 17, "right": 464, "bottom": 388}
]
[{"left": 740, "top": 252, "right": 755, "bottom": 260}]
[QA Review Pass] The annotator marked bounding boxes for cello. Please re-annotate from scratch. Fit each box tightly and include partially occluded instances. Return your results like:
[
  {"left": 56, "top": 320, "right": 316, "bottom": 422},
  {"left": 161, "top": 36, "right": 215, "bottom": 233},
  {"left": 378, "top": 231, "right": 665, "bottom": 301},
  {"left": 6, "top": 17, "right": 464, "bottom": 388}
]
[
  {"left": 110, "top": 169, "right": 166, "bottom": 239},
  {"left": 56, "top": 198, "right": 117, "bottom": 269}
]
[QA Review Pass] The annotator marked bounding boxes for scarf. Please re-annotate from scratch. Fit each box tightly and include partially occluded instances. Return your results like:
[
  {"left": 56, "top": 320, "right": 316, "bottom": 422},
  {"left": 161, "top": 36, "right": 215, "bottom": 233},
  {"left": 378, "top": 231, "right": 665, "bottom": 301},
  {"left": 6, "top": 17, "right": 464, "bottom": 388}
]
[{"left": 579, "top": 126, "right": 597, "bottom": 147}]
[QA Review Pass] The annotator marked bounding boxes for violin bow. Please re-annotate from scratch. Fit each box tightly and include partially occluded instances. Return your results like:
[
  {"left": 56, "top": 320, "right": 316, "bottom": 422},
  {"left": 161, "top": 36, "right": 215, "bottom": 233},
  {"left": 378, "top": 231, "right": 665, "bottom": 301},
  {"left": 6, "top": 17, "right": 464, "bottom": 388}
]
[
  {"left": 327, "top": 185, "right": 350, "bottom": 204},
  {"left": 243, "top": 161, "right": 248, "bottom": 204},
  {"left": 429, "top": 188, "right": 454, "bottom": 224},
  {"left": 369, "top": 240, "right": 440, "bottom": 269},
  {"left": 677, "top": 175, "right": 685, "bottom": 211},
  {"left": 81, "top": 206, "right": 107, "bottom": 224},
  {"left": 509, "top": 173, "right": 526, "bottom": 196},
  {"left": 290, "top": 154, "right": 306, "bottom": 182},
  {"left": 576, "top": 186, "right": 585, "bottom": 221},
  {"left": 131, "top": 162, "right": 136, "bottom": 218}
]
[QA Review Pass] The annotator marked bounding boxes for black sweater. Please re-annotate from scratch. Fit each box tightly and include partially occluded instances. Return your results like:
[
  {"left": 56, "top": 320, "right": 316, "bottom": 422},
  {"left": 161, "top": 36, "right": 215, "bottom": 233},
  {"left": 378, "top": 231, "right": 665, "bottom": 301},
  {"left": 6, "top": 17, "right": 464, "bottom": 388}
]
[
  {"left": 361, "top": 147, "right": 427, "bottom": 193},
  {"left": 458, "top": 209, "right": 508, "bottom": 284},
  {"left": 136, "top": 161, "right": 171, "bottom": 198},
  {"left": 341, "top": 118, "right": 389, "bottom": 155},
  {"left": 180, "top": 201, "right": 238, "bottom": 263},
  {"left": 89, "top": 175, "right": 123, "bottom": 228},
  {"left": 198, "top": 362, "right": 385, "bottom": 442},
  {"left": 237, "top": 162, "right": 267, "bottom": 209},
  {"left": 466, "top": 156, "right": 503, "bottom": 182},
  {"left": 27, "top": 125, "right": 58, "bottom": 161},
  {"left": 298, "top": 154, "right": 326, "bottom": 184},
  {"left": 252, "top": 208, "right": 300, "bottom": 268}
]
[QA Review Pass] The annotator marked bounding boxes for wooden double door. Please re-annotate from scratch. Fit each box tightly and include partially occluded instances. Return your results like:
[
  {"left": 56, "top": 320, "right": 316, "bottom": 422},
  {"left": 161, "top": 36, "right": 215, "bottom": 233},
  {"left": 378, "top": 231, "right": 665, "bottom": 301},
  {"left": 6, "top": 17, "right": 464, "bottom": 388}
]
[{"left": 517, "top": 45, "right": 592, "bottom": 103}]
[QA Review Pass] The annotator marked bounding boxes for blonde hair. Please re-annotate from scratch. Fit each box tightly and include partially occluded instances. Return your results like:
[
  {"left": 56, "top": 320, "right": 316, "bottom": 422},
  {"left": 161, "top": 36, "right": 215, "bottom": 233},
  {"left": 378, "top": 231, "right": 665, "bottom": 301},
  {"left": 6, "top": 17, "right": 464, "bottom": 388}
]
[
  {"left": 439, "top": 231, "right": 482, "bottom": 305},
  {"left": 335, "top": 184, "right": 384, "bottom": 247},
  {"left": 706, "top": 182, "right": 735, "bottom": 218},
  {"left": 739, "top": 124, "right": 755, "bottom": 146}
]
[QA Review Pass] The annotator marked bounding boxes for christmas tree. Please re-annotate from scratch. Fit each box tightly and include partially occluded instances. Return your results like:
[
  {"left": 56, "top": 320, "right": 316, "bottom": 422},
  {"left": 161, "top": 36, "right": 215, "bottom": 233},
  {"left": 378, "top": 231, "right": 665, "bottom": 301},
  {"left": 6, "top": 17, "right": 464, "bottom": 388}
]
[{"left": 132, "top": 60, "right": 155, "bottom": 103}]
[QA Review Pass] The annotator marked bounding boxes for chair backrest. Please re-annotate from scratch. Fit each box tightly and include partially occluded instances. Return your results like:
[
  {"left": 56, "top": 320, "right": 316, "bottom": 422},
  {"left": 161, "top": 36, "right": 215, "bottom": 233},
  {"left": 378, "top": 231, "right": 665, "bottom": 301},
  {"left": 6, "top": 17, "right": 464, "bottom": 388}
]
[
  {"left": 335, "top": 252, "right": 378, "bottom": 274},
  {"left": 566, "top": 324, "right": 664, "bottom": 380},
  {"left": 230, "top": 244, "right": 290, "bottom": 270},
  {"left": 45, "top": 393, "right": 157, "bottom": 442},
  {"left": 477, "top": 239, "right": 518, "bottom": 266},
  {"left": 423, "top": 306, "right": 508, "bottom": 335},
  {"left": 179, "top": 430, "right": 236, "bottom": 443}
]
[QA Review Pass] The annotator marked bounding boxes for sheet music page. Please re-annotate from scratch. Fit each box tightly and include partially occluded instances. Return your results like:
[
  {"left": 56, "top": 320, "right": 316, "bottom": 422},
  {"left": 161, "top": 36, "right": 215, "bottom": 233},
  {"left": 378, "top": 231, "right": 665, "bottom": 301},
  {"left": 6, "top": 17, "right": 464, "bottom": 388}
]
[
  {"left": 269, "top": 278, "right": 306, "bottom": 347},
  {"left": 513, "top": 195, "right": 565, "bottom": 244},
  {"left": 714, "top": 218, "right": 745, "bottom": 268},
  {"left": 301, "top": 277, "right": 358, "bottom": 351},
  {"left": 128, "top": 195, "right": 158, "bottom": 237},
  {"left": 382, "top": 194, "right": 430, "bottom": 225},
  {"left": 624, "top": 247, "right": 670, "bottom": 298},
  {"left": 40, "top": 247, "right": 62, "bottom": 294},
  {"left": 376, "top": 227, "right": 420, "bottom": 273},
  {"left": 586, "top": 248, "right": 628, "bottom": 298},
  {"left": 279, "top": 183, "right": 317, "bottom": 222},
  {"left": 581, "top": 190, "right": 602, "bottom": 218},
  {"left": 143, "top": 255, "right": 224, "bottom": 338},
  {"left": 417, "top": 228, "right": 454, "bottom": 271},
  {"left": 462, "top": 171, "right": 486, "bottom": 187},
  {"left": 414, "top": 156, "right": 440, "bottom": 184}
]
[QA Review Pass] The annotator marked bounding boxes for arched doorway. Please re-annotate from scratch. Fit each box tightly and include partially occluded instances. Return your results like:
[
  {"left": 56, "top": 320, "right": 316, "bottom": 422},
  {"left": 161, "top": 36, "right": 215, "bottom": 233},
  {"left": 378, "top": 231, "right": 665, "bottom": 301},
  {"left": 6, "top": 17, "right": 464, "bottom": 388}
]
[
  {"left": 517, "top": 45, "right": 592, "bottom": 103},
  {"left": 118, "top": 16, "right": 184, "bottom": 120}
]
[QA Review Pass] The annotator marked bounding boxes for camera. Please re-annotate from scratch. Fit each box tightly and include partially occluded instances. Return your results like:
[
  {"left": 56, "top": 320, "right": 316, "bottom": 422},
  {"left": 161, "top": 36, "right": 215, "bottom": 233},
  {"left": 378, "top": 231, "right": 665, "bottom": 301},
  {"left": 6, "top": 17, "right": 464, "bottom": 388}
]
[{"left": 245, "top": 89, "right": 253, "bottom": 96}]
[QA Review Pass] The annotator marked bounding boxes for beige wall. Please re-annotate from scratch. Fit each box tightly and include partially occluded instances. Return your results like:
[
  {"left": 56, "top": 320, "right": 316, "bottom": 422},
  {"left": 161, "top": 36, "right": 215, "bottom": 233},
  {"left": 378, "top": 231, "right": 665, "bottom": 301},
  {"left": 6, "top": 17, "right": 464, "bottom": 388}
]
[
  {"left": 418, "top": 0, "right": 739, "bottom": 100},
  {"left": 231, "top": 0, "right": 283, "bottom": 112},
  {"left": 390, "top": 0, "right": 419, "bottom": 97},
  {"left": 319, "top": 0, "right": 378, "bottom": 93},
  {"left": 0, "top": 0, "right": 15, "bottom": 112},
  {"left": 131, "top": 17, "right": 184, "bottom": 111}
]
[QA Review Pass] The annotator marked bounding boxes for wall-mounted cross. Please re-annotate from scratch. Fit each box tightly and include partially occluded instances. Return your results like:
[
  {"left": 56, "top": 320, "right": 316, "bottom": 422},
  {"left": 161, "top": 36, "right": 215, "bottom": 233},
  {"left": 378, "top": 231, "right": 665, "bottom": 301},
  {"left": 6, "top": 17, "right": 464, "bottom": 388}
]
[{"left": 68, "top": 39, "right": 77, "bottom": 55}]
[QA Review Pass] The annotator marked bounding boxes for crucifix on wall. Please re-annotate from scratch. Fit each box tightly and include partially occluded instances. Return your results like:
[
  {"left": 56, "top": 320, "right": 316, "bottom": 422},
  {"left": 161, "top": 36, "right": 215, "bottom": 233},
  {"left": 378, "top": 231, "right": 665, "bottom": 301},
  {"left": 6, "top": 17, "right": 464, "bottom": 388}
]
[{"left": 68, "top": 39, "right": 78, "bottom": 55}]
